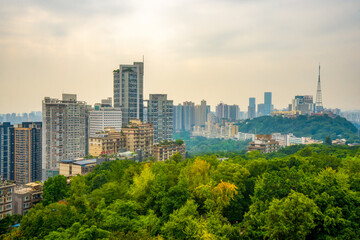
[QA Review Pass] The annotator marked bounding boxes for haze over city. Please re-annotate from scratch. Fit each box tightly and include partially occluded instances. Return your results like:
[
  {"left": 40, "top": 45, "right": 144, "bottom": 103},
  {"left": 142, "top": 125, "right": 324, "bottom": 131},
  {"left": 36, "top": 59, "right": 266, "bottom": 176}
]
[{"left": 0, "top": 0, "right": 359, "bottom": 113}]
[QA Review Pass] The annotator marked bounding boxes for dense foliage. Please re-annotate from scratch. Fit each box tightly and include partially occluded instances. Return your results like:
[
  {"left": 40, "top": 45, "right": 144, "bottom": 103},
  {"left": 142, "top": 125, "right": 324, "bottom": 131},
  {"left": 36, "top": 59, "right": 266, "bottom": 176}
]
[
  {"left": 2, "top": 145, "right": 360, "bottom": 239},
  {"left": 236, "top": 115, "right": 360, "bottom": 143},
  {"left": 174, "top": 131, "right": 250, "bottom": 156}
]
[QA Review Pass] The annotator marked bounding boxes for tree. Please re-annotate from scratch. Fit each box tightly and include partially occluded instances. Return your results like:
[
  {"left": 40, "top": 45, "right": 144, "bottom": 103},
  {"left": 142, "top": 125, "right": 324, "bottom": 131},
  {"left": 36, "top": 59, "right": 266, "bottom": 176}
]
[
  {"left": 42, "top": 175, "right": 69, "bottom": 206},
  {"left": 325, "top": 135, "right": 332, "bottom": 145},
  {"left": 265, "top": 191, "right": 320, "bottom": 240},
  {"left": 161, "top": 200, "right": 200, "bottom": 239}
]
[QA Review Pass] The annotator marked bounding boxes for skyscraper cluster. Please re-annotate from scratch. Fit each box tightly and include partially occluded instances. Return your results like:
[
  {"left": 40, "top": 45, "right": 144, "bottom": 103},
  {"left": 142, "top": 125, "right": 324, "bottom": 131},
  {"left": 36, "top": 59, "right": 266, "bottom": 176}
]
[{"left": 0, "top": 63, "right": 328, "bottom": 182}]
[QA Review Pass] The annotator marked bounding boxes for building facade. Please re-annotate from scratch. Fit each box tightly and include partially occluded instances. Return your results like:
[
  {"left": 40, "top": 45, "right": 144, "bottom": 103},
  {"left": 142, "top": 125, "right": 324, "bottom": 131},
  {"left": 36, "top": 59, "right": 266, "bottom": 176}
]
[
  {"left": 264, "top": 92, "right": 273, "bottom": 115},
  {"left": 12, "top": 122, "right": 42, "bottom": 184},
  {"left": 153, "top": 141, "right": 186, "bottom": 161},
  {"left": 0, "top": 123, "right": 13, "bottom": 180},
  {"left": 122, "top": 120, "right": 154, "bottom": 158},
  {"left": 291, "top": 95, "right": 315, "bottom": 115},
  {"left": 183, "top": 102, "right": 195, "bottom": 131},
  {"left": 42, "top": 94, "right": 90, "bottom": 180},
  {"left": 113, "top": 62, "right": 144, "bottom": 126},
  {"left": 0, "top": 181, "right": 15, "bottom": 219},
  {"left": 247, "top": 135, "right": 280, "bottom": 153},
  {"left": 174, "top": 104, "right": 184, "bottom": 131},
  {"left": 148, "top": 94, "right": 173, "bottom": 143},
  {"left": 248, "top": 98, "right": 256, "bottom": 119},
  {"left": 89, "top": 98, "right": 122, "bottom": 137},
  {"left": 89, "top": 129, "right": 126, "bottom": 156},
  {"left": 13, "top": 182, "right": 42, "bottom": 216}
]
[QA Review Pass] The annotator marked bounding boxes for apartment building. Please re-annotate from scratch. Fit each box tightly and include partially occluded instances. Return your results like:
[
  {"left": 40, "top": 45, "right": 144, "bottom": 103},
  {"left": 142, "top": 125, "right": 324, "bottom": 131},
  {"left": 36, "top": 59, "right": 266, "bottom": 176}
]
[
  {"left": 153, "top": 141, "right": 186, "bottom": 161},
  {"left": 42, "top": 94, "right": 90, "bottom": 180}
]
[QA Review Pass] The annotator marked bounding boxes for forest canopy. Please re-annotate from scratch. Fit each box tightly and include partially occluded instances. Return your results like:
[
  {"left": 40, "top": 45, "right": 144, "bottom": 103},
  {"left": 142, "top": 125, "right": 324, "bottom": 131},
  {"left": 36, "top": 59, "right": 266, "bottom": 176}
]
[{"left": 1, "top": 145, "right": 360, "bottom": 239}]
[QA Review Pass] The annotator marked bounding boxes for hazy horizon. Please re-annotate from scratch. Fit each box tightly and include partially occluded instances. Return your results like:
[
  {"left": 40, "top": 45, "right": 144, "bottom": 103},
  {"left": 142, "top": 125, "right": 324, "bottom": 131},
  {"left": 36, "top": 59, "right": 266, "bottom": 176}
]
[{"left": 1, "top": 0, "right": 359, "bottom": 113}]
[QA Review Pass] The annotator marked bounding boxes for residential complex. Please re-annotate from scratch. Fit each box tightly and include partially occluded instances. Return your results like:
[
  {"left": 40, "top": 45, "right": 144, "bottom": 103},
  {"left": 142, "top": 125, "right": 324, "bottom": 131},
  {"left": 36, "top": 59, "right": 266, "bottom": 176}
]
[
  {"left": 122, "top": 120, "right": 154, "bottom": 158},
  {"left": 148, "top": 94, "right": 173, "bottom": 143},
  {"left": 0, "top": 122, "right": 42, "bottom": 183},
  {"left": 113, "top": 62, "right": 144, "bottom": 126},
  {"left": 153, "top": 141, "right": 186, "bottom": 161},
  {"left": 42, "top": 94, "right": 90, "bottom": 180},
  {"left": 0, "top": 181, "right": 15, "bottom": 219},
  {"left": 192, "top": 121, "right": 239, "bottom": 139},
  {"left": 89, "top": 128, "right": 126, "bottom": 156},
  {"left": 247, "top": 135, "right": 281, "bottom": 153},
  {"left": 0, "top": 122, "right": 13, "bottom": 180},
  {"left": 12, "top": 122, "right": 42, "bottom": 184},
  {"left": 13, "top": 182, "right": 42, "bottom": 215}
]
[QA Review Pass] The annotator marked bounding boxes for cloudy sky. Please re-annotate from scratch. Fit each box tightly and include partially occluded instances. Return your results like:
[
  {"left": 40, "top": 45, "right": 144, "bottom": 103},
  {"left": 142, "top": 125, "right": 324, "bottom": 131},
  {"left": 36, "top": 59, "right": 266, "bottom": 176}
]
[{"left": 0, "top": 0, "right": 359, "bottom": 113}]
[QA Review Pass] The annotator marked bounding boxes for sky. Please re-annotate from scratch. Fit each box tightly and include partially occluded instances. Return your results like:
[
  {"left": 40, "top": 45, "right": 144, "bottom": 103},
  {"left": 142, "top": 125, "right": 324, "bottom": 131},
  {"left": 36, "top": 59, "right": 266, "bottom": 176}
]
[{"left": 0, "top": 0, "right": 359, "bottom": 113}]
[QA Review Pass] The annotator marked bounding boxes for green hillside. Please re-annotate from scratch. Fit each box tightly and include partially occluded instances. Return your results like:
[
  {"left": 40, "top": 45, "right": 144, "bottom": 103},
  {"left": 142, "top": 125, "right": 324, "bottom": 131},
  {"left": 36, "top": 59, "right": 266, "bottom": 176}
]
[
  {"left": 2, "top": 145, "right": 360, "bottom": 239},
  {"left": 236, "top": 115, "right": 360, "bottom": 143}
]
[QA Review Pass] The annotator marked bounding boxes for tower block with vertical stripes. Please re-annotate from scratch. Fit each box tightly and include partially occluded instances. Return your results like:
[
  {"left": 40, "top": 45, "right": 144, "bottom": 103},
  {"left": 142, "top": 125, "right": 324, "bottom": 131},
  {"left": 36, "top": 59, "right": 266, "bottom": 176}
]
[{"left": 315, "top": 64, "right": 324, "bottom": 113}]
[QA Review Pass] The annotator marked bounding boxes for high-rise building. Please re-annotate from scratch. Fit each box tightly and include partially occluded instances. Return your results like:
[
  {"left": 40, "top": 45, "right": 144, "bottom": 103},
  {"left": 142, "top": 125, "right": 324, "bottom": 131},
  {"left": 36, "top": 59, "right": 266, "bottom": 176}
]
[
  {"left": 174, "top": 104, "right": 184, "bottom": 131},
  {"left": 228, "top": 105, "right": 240, "bottom": 122},
  {"left": 183, "top": 101, "right": 195, "bottom": 131},
  {"left": 248, "top": 98, "right": 256, "bottom": 118},
  {"left": 42, "top": 94, "right": 90, "bottom": 180},
  {"left": 257, "top": 103, "right": 265, "bottom": 117},
  {"left": 148, "top": 94, "right": 173, "bottom": 143},
  {"left": 264, "top": 92, "right": 273, "bottom": 115},
  {"left": 113, "top": 62, "right": 144, "bottom": 126},
  {"left": 216, "top": 103, "right": 232, "bottom": 120},
  {"left": 89, "top": 98, "right": 122, "bottom": 137},
  {"left": 0, "top": 122, "right": 13, "bottom": 180},
  {"left": 12, "top": 122, "right": 42, "bottom": 184},
  {"left": 315, "top": 65, "right": 324, "bottom": 113}
]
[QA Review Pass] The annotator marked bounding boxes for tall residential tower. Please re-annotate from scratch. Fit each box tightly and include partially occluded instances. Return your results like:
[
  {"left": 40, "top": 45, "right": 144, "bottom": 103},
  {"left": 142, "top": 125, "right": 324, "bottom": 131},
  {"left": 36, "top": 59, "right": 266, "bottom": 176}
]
[
  {"left": 148, "top": 94, "right": 173, "bottom": 143},
  {"left": 42, "top": 94, "right": 89, "bottom": 180}
]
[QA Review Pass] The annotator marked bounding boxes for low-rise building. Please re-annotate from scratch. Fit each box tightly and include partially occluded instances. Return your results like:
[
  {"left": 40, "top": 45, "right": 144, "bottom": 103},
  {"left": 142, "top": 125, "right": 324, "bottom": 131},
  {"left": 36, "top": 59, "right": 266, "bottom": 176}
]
[
  {"left": 235, "top": 132, "right": 255, "bottom": 141},
  {"left": 153, "top": 141, "right": 186, "bottom": 161},
  {"left": 89, "top": 128, "right": 126, "bottom": 156},
  {"left": 59, "top": 159, "right": 97, "bottom": 177},
  {"left": 247, "top": 135, "right": 280, "bottom": 153},
  {"left": 122, "top": 120, "right": 154, "bottom": 158},
  {"left": 0, "top": 181, "right": 15, "bottom": 219},
  {"left": 13, "top": 182, "right": 42, "bottom": 215}
]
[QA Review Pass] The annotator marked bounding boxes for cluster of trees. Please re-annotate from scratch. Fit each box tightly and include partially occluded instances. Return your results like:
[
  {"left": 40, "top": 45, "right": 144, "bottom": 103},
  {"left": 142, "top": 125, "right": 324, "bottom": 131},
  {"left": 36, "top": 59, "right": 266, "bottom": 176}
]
[
  {"left": 173, "top": 132, "right": 250, "bottom": 155},
  {"left": 1, "top": 145, "right": 360, "bottom": 239},
  {"left": 236, "top": 115, "right": 360, "bottom": 143}
]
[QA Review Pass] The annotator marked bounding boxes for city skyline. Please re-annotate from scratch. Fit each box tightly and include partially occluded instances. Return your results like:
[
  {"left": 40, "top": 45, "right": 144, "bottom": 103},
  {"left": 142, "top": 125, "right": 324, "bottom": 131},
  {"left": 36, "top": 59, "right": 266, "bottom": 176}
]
[{"left": 0, "top": 0, "right": 359, "bottom": 113}]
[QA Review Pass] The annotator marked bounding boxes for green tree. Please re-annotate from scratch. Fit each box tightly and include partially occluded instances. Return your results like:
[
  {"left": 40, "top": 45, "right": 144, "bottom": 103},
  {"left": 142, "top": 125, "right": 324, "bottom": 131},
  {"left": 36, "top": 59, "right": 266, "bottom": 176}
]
[
  {"left": 325, "top": 135, "right": 332, "bottom": 145},
  {"left": 265, "top": 191, "right": 320, "bottom": 240},
  {"left": 42, "top": 175, "right": 69, "bottom": 206}
]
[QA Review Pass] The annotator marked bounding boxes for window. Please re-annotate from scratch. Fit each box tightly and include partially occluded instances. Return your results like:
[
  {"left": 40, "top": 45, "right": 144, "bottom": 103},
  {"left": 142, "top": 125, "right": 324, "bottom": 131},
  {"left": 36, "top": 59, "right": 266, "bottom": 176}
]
[
  {"left": 23, "top": 203, "right": 30, "bottom": 208},
  {"left": 6, "top": 204, "right": 12, "bottom": 210},
  {"left": 24, "top": 196, "right": 30, "bottom": 201}
]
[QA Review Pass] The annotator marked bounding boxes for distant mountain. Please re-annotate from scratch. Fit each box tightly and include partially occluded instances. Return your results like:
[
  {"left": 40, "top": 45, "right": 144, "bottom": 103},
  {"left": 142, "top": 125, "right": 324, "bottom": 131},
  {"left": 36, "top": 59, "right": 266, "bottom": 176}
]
[{"left": 236, "top": 115, "right": 360, "bottom": 143}]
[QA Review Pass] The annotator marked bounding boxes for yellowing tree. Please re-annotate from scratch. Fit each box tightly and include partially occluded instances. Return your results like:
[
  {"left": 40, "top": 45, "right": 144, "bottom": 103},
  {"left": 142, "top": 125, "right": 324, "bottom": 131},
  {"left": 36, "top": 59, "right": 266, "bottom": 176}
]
[
  {"left": 211, "top": 181, "right": 238, "bottom": 211},
  {"left": 129, "top": 164, "right": 155, "bottom": 201}
]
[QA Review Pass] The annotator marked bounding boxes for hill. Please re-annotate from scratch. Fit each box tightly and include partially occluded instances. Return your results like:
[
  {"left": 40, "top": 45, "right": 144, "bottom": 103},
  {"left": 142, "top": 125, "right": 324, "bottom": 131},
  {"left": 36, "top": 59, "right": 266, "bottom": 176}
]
[{"left": 236, "top": 115, "right": 360, "bottom": 143}]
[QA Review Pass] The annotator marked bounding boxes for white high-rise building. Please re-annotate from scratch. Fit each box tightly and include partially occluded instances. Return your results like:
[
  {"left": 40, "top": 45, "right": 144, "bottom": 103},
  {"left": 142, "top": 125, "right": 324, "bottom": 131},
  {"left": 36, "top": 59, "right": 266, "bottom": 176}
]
[
  {"left": 89, "top": 98, "right": 122, "bottom": 137},
  {"left": 42, "top": 94, "right": 89, "bottom": 180}
]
